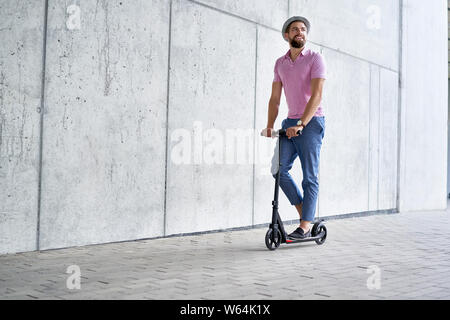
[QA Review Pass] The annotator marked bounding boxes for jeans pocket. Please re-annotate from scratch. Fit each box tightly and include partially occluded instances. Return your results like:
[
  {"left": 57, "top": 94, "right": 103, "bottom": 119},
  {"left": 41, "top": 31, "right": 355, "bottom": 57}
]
[
  {"left": 311, "top": 117, "right": 325, "bottom": 137},
  {"left": 319, "top": 117, "right": 325, "bottom": 137}
]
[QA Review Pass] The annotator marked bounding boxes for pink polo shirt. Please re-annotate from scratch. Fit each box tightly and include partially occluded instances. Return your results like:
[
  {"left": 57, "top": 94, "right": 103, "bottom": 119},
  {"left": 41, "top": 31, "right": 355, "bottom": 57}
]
[{"left": 273, "top": 47, "right": 327, "bottom": 118}]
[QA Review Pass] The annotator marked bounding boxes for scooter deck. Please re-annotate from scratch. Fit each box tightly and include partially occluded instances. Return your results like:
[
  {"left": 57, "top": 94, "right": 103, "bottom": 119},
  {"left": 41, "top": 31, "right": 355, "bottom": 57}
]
[{"left": 284, "top": 230, "right": 326, "bottom": 243}]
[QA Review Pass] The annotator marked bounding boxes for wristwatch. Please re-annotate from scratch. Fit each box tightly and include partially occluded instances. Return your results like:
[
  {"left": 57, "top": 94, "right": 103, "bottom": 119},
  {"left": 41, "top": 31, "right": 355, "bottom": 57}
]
[{"left": 297, "top": 119, "right": 305, "bottom": 129}]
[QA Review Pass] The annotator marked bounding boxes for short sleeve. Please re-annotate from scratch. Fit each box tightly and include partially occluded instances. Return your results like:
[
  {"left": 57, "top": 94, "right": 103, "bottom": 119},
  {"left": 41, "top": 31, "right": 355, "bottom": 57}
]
[
  {"left": 273, "top": 60, "right": 281, "bottom": 83},
  {"left": 311, "top": 53, "right": 327, "bottom": 79}
]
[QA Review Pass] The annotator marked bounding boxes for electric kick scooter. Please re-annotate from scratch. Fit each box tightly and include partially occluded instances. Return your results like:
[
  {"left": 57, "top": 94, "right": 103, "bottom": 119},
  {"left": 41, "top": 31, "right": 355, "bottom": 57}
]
[{"left": 265, "top": 128, "right": 327, "bottom": 250}]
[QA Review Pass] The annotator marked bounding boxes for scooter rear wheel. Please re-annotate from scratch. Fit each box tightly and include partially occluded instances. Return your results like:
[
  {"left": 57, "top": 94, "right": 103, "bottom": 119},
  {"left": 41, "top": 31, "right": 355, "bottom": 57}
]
[{"left": 265, "top": 228, "right": 282, "bottom": 250}]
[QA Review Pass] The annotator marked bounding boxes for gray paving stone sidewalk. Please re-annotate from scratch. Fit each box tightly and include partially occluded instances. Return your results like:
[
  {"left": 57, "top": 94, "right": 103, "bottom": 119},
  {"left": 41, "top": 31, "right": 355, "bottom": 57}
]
[{"left": 1, "top": 204, "right": 450, "bottom": 300}]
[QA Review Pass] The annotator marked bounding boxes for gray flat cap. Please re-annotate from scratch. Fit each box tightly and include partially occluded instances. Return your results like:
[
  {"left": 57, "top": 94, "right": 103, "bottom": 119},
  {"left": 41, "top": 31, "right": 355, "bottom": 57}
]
[{"left": 282, "top": 16, "right": 310, "bottom": 41}]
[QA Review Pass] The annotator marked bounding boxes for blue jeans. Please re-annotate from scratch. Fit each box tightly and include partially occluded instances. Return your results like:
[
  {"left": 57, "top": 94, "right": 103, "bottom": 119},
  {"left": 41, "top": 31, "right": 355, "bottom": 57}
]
[{"left": 271, "top": 116, "right": 325, "bottom": 222}]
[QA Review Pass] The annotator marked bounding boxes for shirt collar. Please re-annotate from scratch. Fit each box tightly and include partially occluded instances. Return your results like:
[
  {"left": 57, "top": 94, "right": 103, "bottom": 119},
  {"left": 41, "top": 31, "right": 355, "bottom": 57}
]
[{"left": 284, "top": 46, "right": 310, "bottom": 60}]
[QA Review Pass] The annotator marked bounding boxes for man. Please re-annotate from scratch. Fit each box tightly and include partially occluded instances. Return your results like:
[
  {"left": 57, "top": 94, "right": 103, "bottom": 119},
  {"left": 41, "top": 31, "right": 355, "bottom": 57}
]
[{"left": 261, "top": 16, "right": 326, "bottom": 239}]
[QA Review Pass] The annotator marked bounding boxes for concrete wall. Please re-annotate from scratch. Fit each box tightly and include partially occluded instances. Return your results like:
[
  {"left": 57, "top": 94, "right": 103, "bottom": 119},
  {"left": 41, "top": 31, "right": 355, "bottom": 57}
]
[{"left": 0, "top": 0, "right": 447, "bottom": 254}]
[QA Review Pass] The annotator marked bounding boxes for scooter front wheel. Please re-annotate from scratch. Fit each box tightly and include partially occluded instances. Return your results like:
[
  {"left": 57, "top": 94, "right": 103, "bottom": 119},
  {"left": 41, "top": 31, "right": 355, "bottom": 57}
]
[
  {"left": 265, "top": 228, "right": 282, "bottom": 250},
  {"left": 312, "top": 223, "right": 327, "bottom": 245}
]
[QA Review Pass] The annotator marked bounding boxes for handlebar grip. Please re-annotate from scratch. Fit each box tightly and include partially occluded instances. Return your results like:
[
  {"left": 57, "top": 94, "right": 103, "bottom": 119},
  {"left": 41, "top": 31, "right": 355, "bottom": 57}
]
[{"left": 275, "top": 129, "right": 302, "bottom": 137}]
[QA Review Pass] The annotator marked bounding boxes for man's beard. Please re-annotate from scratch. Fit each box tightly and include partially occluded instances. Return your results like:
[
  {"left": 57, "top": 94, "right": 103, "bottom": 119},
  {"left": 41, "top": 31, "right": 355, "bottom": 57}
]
[{"left": 290, "top": 37, "right": 305, "bottom": 48}]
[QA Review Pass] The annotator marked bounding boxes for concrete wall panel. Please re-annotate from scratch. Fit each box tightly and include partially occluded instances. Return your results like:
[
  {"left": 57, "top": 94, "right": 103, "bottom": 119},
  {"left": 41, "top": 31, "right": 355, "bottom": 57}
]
[
  {"left": 378, "top": 68, "right": 398, "bottom": 210},
  {"left": 289, "top": 0, "right": 399, "bottom": 71},
  {"left": 368, "top": 64, "right": 380, "bottom": 211},
  {"left": 38, "top": 0, "right": 169, "bottom": 250},
  {"left": 0, "top": 1, "right": 44, "bottom": 254},
  {"left": 319, "top": 48, "right": 370, "bottom": 216},
  {"left": 368, "top": 66, "right": 399, "bottom": 212},
  {"left": 399, "top": 0, "right": 448, "bottom": 211},
  {"left": 165, "top": 0, "right": 255, "bottom": 235},
  {"left": 193, "top": 0, "right": 288, "bottom": 31}
]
